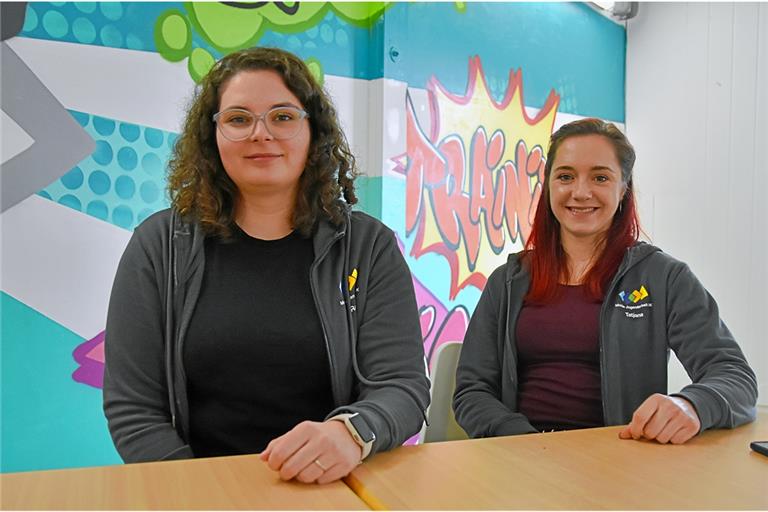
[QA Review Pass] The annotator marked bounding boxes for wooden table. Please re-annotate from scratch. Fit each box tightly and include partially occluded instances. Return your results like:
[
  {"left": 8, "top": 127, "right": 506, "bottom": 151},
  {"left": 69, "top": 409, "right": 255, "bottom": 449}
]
[
  {"left": 1, "top": 453, "right": 367, "bottom": 510},
  {"left": 346, "top": 412, "right": 768, "bottom": 510},
  {"left": 3, "top": 415, "right": 766, "bottom": 510}
]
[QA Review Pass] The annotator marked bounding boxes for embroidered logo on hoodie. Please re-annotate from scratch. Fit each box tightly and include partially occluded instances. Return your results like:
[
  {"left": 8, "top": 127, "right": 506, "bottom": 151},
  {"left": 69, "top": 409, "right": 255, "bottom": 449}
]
[
  {"left": 339, "top": 268, "right": 359, "bottom": 313},
  {"left": 615, "top": 285, "right": 652, "bottom": 318},
  {"left": 619, "top": 285, "right": 649, "bottom": 304}
]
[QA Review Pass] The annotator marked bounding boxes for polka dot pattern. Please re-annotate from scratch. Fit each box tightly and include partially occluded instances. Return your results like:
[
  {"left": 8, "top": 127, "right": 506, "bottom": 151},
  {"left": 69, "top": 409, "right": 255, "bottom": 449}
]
[
  {"left": 141, "top": 153, "right": 163, "bottom": 176},
  {"left": 39, "top": 110, "right": 172, "bottom": 231},
  {"left": 100, "top": 24, "right": 123, "bottom": 47},
  {"left": 112, "top": 205, "right": 134, "bottom": 229},
  {"left": 71, "top": 111, "right": 89, "bottom": 127},
  {"left": 117, "top": 147, "right": 138, "bottom": 171},
  {"left": 335, "top": 29, "right": 348, "bottom": 47},
  {"left": 258, "top": 10, "right": 360, "bottom": 77},
  {"left": 23, "top": 6, "right": 39, "bottom": 32},
  {"left": 144, "top": 128, "right": 163, "bottom": 149},
  {"left": 42, "top": 10, "right": 69, "bottom": 38},
  {"left": 61, "top": 167, "right": 84, "bottom": 190},
  {"left": 92, "top": 141, "right": 113, "bottom": 166},
  {"left": 99, "top": 2, "right": 123, "bottom": 22},
  {"left": 20, "top": 2, "right": 156, "bottom": 52},
  {"left": 72, "top": 17, "right": 96, "bottom": 43},
  {"left": 86, "top": 200, "right": 108, "bottom": 220},
  {"left": 125, "top": 33, "right": 144, "bottom": 50},
  {"left": 74, "top": 2, "right": 97, "bottom": 14},
  {"left": 59, "top": 194, "right": 81, "bottom": 211},
  {"left": 320, "top": 24, "right": 334, "bottom": 44},
  {"left": 140, "top": 181, "right": 159, "bottom": 204},
  {"left": 93, "top": 117, "right": 115, "bottom": 136},
  {"left": 119, "top": 123, "right": 140, "bottom": 142},
  {"left": 88, "top": 170, "right": 111, "bottom": 195},
  {"left": 115, "top": 175, "right": 135, "bottom": 199}
]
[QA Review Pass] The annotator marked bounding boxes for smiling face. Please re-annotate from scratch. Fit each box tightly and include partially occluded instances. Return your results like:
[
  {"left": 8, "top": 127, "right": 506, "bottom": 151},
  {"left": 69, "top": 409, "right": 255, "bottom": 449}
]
[
  {"left": 548, "top": 134, "right": 626, "bottom": 246},
  {"left": 215, "top": 69, "right": 311, "bottom": 197}
]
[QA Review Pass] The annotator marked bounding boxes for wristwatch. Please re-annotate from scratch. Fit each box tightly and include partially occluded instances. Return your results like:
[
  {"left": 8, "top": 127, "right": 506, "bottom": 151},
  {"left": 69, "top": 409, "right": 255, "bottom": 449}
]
[{"left": 329, "top": 413, "right": 376, "bottom": 460}]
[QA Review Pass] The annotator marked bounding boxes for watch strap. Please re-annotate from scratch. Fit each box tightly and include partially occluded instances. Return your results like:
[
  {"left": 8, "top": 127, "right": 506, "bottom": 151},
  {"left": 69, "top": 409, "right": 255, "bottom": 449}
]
[{"left": 328, "top": 413, "right": 374, "bottom": 460}]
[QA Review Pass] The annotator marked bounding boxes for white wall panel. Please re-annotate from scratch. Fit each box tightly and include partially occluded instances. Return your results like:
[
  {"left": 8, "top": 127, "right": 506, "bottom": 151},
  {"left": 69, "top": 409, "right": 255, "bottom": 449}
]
[
  {"left": 627, "top": 2, "right": 767, "bottom": 404},
  {"left": 0, "top": 195, "right": 132, "bottom": 339}
]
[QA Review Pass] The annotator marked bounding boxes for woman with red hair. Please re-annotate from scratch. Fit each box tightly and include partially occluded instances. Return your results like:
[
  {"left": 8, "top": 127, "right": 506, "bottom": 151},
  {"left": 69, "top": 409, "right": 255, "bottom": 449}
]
[{"left": 453, "top": 118, "right": 756, "bottom": 444}]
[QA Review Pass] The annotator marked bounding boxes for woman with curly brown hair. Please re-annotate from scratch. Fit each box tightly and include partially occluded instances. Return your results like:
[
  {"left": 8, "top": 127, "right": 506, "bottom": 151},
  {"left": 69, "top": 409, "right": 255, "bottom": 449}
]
[{"left": 103, "top": 47, "right": 429, "bottom": 484}]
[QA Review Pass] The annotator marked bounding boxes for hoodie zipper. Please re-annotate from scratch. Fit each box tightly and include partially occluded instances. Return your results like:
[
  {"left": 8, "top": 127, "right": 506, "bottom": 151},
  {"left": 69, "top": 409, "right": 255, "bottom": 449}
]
[
  {"left": 309, "top": 230, "right": 345, "bottom": 408},
  {"left": 598, "top": 248, "right": 639, "bottom": 425}
]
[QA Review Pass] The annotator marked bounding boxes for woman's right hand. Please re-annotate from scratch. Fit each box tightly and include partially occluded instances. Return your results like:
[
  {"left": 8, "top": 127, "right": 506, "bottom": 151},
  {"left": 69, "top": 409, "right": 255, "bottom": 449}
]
[
  {"left": 618, "top": 393, "right": 701, "bottom": 444},
  {"left": 259, "top": 420, "right": 362, "bottom": 484}
]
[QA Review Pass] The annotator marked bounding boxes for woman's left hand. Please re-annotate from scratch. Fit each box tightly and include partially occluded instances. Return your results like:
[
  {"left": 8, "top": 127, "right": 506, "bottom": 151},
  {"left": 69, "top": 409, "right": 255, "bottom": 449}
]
[
  {"left": 259, "top": 420, "right": 362, "bottom": 484},
  {"left": 618, "top": 393, "right": 701, "bottom": 444}
]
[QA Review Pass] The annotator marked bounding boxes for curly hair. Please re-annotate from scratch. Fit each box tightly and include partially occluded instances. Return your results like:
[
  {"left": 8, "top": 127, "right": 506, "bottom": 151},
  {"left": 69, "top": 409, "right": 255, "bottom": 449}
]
[{"left": 167, "top": 47, "right": 357, "bottom": 238}]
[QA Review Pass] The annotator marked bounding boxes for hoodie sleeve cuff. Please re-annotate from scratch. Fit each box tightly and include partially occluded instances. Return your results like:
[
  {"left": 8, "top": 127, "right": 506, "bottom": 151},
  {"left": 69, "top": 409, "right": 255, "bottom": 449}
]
[
  {"left": 491, "top": 416, "right": 539, "bottom": 437},
  {"left": 159, "top": 444, "right": 194, "bottom": 461},
  {"left": 672, "top": 385, "right": 725, "bottom": 432}
]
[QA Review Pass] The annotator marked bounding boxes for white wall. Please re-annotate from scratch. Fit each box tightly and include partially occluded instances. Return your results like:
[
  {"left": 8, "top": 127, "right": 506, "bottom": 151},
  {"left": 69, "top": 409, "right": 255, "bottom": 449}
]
[{"left": 626, "top": 2, "right": 767, "bottom": 405}]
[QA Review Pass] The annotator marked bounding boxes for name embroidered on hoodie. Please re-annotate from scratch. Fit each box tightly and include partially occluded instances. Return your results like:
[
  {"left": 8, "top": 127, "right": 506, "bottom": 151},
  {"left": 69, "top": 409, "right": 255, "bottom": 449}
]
[{"left": 614, "top": 285, "right": 652, "bottom": 318}]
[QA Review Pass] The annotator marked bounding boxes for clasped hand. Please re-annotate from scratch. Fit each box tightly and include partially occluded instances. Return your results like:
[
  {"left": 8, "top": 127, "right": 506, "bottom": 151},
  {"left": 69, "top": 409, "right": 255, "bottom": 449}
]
[
  {"left": 260, "top": 420, "right": 362, "bottom": 484},
  {"left": 619, "top": 393, "right": 701, "bottom": 444}
]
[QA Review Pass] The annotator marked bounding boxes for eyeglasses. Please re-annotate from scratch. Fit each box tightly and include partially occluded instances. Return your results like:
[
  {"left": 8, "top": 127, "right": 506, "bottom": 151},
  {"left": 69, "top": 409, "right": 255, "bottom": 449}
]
[{"left": 212, "top": 106, "right": 309, "bottom": 141}]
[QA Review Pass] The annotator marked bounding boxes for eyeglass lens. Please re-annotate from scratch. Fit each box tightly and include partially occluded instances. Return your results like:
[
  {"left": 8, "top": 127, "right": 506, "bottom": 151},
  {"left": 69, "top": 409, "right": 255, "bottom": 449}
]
[{"left": 216, "top": 108, "right": 305, "bottom": 141}]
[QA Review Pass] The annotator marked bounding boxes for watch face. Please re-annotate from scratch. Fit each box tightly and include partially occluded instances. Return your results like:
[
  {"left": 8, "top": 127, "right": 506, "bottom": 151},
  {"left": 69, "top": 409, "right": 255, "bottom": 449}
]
[{"left": 350, "top": 414, "right": 376, "bottom": 443}]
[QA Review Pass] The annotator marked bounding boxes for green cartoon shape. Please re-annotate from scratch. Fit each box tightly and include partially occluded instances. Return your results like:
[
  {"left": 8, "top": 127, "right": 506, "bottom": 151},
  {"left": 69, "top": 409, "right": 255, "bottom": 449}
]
[
  {"left": 188, "top": 47, "right": 216, "bottom": 82},
  {"left": 305, "top": 57, "right": 324, "bottom": 87},
  {"left": 185, "top": 2, "right": 386, "bottom": 52},
  {"left": 331, "top": 3, "right": 388, "bottom": 27},
  {"left": 154, "top": 10, "right": 191, "bottom": 62},
  {"left": 186, "top": 2, "right": 267, "bottom": 52},
  {"left": 253, "top": 2, "right": 328, "bottom": 32},
  {"left": 154, "top": 2, "right": 392, "bottom": 84}
]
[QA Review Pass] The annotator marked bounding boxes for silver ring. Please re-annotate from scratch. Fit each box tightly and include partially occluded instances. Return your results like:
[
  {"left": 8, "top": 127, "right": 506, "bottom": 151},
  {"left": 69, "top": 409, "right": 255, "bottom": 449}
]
[{"left": 313, "top": 459, "right": 328, "bottom": 471}]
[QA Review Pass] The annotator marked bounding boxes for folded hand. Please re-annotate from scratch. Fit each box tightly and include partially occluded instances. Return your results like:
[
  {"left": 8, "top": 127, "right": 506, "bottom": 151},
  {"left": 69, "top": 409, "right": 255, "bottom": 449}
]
[
  {"left": 619, "top": 393, "right": 701, "bottom": 444},
  {"left": 260, "top": 420, "right": 362, "bottom": 484}
]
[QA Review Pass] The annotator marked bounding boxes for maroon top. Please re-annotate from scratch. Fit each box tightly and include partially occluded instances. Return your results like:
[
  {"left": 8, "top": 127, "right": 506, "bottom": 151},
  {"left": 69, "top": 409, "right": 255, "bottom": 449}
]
[{"left": 515, "top": 285, "right": 604, "bottom": 432}]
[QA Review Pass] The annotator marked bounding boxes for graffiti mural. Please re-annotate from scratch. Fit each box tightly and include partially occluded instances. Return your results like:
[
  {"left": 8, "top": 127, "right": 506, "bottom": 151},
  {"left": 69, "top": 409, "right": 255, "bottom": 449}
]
[
  {"left": 155, "top": 2, "right": 390, "bottom": 82},
  {"left": 395, "top": 237, "right": 470, "bottom": 369},
  {"left": 2, "top": 1, "right": 626, "bottom": 472},
  {"left": 398, "top": 57, "right": 558, "bottom": 300},
  {"left": 73, "top": 331, "right": 106, "bottom": 388}
]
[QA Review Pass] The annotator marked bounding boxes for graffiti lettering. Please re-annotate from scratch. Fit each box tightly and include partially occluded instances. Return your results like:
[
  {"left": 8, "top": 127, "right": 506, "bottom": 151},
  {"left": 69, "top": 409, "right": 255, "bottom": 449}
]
[
  {"left": 404, "top": 95, "right": 546, "bottom": 296},
  {"left": 400, "top": 57, "right": 558, "bottom": 298}
]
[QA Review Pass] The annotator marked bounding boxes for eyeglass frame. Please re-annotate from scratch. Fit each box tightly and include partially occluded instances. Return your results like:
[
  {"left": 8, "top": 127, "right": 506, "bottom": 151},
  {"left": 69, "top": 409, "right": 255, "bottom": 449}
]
[{"left": 212, "top": 106, "right": 310, "bottom": 141}]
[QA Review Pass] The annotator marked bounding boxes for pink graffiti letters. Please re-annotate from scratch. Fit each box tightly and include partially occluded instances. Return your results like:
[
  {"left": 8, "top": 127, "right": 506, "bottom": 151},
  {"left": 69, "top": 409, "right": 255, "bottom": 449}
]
[
  {"left": 404, "top": 94, "right": 548, "bottom": 298},
  {"left": 399, "top": 56, "right": 558, "bottom": 299}
]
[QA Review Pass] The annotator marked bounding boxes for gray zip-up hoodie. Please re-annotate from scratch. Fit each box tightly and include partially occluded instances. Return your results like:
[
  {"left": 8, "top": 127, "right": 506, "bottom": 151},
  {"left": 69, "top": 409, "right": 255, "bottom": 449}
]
[
  {"left": 454, "top": 243, "right": 757, "bottom": 438},
  {"left": 103, "top": 208, "right": 430, "bottom": 463}
]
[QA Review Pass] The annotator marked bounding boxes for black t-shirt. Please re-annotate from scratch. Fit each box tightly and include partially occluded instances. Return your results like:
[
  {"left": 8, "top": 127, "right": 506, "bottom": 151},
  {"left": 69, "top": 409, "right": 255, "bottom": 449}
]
[{"left": 184, "top": 225, "right": 335, "bottom": 458}]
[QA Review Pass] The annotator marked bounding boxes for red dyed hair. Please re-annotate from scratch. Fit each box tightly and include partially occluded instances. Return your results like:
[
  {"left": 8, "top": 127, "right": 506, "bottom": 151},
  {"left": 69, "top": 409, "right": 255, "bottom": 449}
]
[{"left": 524, "top": 118, "right": 640, "bottom": 304}]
